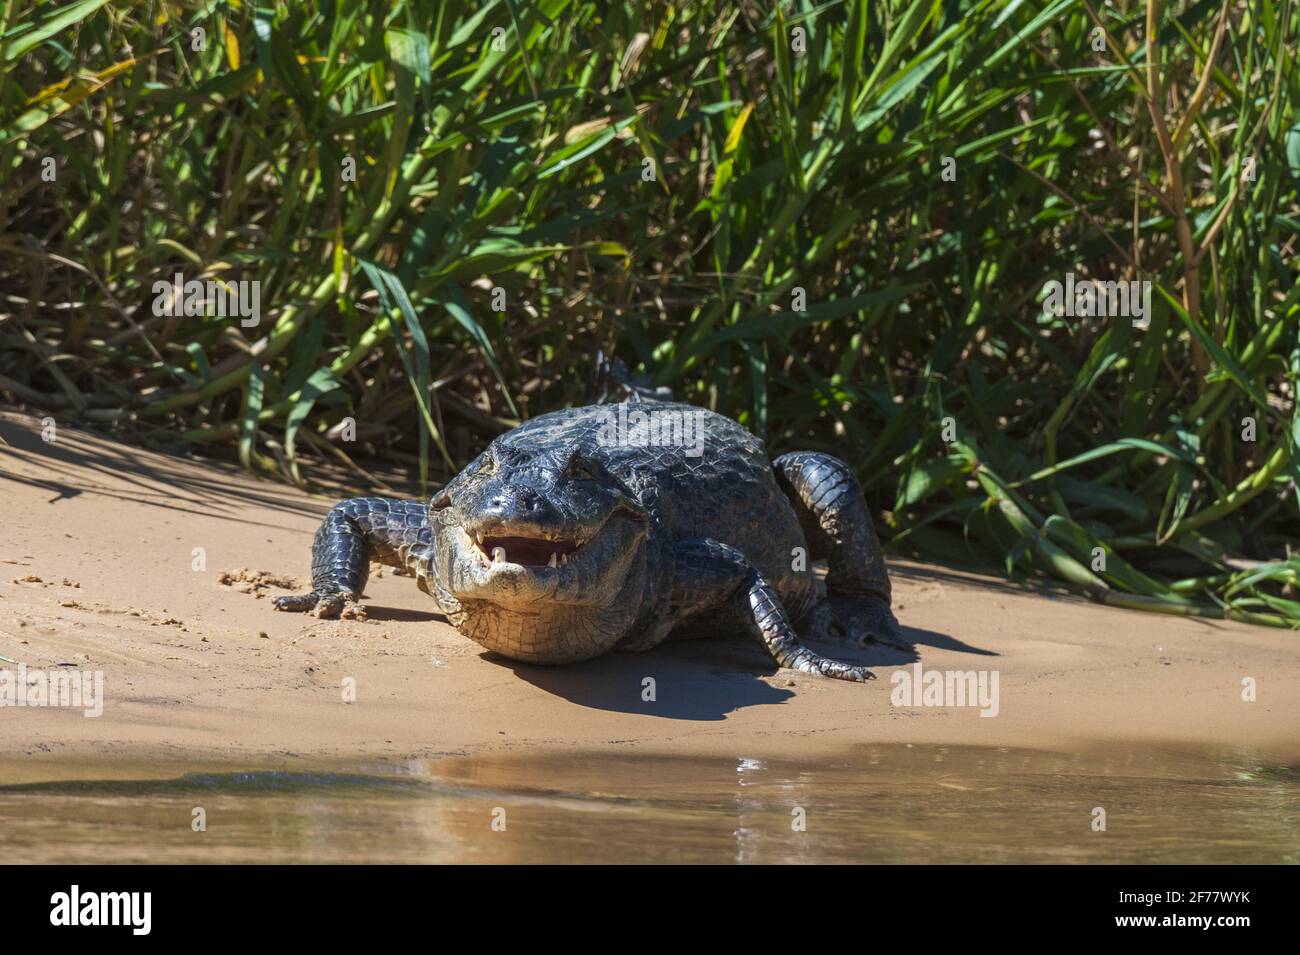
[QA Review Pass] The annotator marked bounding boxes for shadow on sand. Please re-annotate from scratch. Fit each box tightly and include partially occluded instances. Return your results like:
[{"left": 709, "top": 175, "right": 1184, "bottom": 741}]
[
  {"left": 0, "top": 414, "right": 327, "bottom": 532},
  {"left": 494, "top": 619, "right": 992, "bottom": 721},
  {"left": 362, "top": 605, "right": 446, "bottom": 624}
]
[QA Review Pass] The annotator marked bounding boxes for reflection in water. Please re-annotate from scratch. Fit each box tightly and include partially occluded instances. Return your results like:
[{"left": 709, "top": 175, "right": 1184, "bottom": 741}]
[{"left": 0, "top": 744, "right": 1296, "bottom": 863}]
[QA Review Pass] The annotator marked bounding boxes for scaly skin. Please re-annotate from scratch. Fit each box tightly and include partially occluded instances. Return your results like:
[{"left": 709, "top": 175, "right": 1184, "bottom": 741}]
[{"left": 273, "top": 400, "right": 901, "bottom": 681}]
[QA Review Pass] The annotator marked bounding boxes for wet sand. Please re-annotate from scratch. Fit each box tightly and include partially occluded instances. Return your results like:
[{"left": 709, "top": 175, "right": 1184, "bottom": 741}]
[{"left": 2, "top": 410, "right": 1299, "bottom": 778}]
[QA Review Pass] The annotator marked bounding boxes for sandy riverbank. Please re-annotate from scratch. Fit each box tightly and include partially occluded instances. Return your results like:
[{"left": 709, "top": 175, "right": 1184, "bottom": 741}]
[{"left": 2, "top": 410, "right": 1298, "bottom": 781}]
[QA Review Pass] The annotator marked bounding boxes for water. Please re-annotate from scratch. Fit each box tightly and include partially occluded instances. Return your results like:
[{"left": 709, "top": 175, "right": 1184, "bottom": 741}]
[{"left": 1, "top": 744, "right": 1296, "bottom": 863}]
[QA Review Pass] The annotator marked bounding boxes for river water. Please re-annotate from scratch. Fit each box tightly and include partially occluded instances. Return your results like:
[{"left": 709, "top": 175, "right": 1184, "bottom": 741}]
[{"left": 1, "top": 743, "right": 1296, "bottom": 863}]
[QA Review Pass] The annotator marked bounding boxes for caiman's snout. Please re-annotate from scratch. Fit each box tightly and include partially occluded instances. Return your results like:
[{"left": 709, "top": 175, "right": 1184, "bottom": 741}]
[
  {"left": 481, "top": 485, "right": 560, "bottom": 524},
  {"left": 466, "top": 484, "right": 588, "bottom": 568},
  {"left": 439, "top": 447, "right": 648, "bottom": 611}
]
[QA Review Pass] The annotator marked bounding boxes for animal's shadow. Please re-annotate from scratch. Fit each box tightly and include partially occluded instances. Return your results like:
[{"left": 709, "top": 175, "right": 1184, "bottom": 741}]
[
  {"left": 362, "top": 605, "right": 445, "bottom": 623},
  {"left": 495, "top": 621, "right": 989, "bottom": 721}
]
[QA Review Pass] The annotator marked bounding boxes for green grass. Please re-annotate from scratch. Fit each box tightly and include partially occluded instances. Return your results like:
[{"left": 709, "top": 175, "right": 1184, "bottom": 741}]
[{"left": 2, "top": 0, "right": 1299, "bottom": 626}]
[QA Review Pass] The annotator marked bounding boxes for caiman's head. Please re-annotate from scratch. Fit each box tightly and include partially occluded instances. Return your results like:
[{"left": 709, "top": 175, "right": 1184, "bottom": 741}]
[{"left": 428, "top": 439, "right": 650, "bottom": 663}]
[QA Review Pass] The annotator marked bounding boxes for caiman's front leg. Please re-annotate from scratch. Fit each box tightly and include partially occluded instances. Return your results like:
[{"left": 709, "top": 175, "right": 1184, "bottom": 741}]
[
  {"left": 273, "top": 497, "right": 432, "bottom": 619},
  {"left": 650, "top": 539, "right": 873, "bottom": 682}
]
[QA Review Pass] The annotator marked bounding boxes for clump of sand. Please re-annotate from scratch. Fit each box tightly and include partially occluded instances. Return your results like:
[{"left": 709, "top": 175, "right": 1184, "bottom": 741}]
[{"left": 216, "top": 568, "right": 302, "bottom": 597}]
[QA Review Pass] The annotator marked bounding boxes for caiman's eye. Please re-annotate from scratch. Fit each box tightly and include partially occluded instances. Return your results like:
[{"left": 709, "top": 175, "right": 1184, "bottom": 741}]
[
  {"left": 431, "top": 450, "right": 497, "bottom": 511},
  {"left": 564, "top": 450, "right": 601, "bottom": 480}
]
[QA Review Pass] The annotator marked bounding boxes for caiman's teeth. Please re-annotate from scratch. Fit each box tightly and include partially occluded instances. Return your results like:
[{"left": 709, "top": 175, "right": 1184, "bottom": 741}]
[
  {"left": 559, "top": 553, "right": 568, "bottom": 566},
  {"left": 475, "top": 531, "right": 484, "bottom": 545},
  {"left": 548, "top": 552, "right": 558, "bottom": 568},
  {"left": 491, "top": 546, "right": 506, "bottom": 563}
]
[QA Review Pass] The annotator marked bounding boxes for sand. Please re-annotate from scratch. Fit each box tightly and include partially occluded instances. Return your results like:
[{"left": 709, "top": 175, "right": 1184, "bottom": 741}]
[{"left": 2, "top": 410, "right": 1298, "bottom": 777}]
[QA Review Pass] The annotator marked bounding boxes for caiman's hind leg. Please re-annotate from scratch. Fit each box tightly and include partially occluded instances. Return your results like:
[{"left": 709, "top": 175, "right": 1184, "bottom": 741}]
[
  {"left": 773, "top": 452, "right": 903, "bottom": 648},
  {"left": 648, "top": 539, "right": 873, "bottom": 682},
  {"left": 273, "top": 498, "right": 431, "bottom": 619}
]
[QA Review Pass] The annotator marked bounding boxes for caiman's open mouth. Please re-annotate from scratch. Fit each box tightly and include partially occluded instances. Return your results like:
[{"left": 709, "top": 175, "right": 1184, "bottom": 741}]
[
  {"left": 448, "top": 500, "right": 647, "bottom": 607},
  {"left": 446, "top": 511, "right": 647, "bottom": 611},
  {"left": 471, "top": 533, "right": 583, "bottom": 568}
]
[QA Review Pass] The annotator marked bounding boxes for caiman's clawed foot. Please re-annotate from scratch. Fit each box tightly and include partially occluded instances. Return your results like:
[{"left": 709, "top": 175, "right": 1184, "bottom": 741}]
[
  {"left": 272, "top": 592, "right": 321, "bottom": 613},
  {"left": 272, "top": 591, "right": 366, "bottom": 620},
  {"left": 777, "top": 642, "right": 876, "bottom": 681},
  {"left": 801, "top": 596, "right": 908, "bottom": 651}
]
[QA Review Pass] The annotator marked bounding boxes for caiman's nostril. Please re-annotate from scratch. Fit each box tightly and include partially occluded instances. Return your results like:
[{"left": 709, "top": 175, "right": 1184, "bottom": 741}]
[{"left": 485, "top": 486, "right": 547, "bottom": 516}]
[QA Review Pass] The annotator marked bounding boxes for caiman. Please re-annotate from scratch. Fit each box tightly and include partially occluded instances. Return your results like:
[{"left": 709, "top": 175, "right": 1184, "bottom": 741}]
[{"left": 273, "top": 399, "right": 900, "bottom": 681}]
